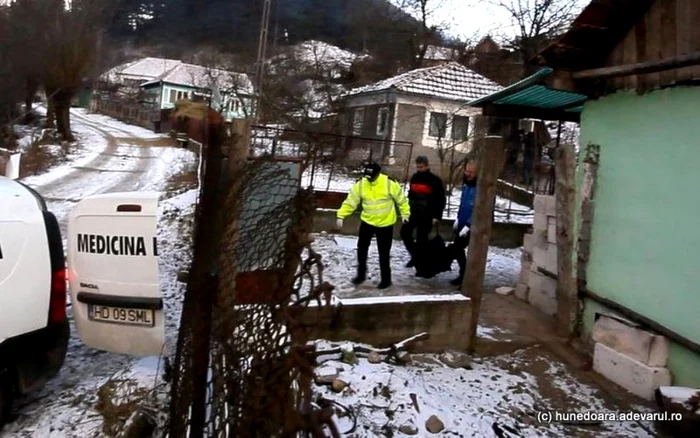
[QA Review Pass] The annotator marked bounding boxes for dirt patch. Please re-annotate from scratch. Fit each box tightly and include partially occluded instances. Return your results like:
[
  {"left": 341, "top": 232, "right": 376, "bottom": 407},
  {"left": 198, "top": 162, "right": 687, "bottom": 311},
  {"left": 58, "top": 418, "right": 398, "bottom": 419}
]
[
  {"left": 164, "top": 161, "right": 198, "bottom": 199},
  {"left": 19, "top": 140, "right": 72, "bottom": 178},
  {"left": 95, "top": 378, "right": 150, "bottom": 437}
]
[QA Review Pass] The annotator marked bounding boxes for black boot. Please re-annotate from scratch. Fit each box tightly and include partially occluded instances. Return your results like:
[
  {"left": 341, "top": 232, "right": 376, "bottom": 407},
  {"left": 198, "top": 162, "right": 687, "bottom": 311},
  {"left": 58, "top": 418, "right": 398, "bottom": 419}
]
[
  {"left": 352, "top": 274, "right": 366, "bottom": 285},
  {"left": 377, "top": 279, "right": 392, "bottom": 289}
]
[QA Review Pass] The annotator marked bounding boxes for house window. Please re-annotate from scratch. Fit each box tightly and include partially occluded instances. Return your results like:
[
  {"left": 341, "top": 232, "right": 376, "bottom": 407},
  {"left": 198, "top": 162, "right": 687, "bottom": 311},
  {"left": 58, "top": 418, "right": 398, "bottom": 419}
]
[
  {"left": 376, "top": 107, "right": 389, "bottom": 136},
  {"left": 233, "top": 99, "right": 241, "bottom": 112},
  {"left": 169, "top": 89, "right": 176, "bottom": 103},
  {"left": 353, "top": 108, "right": 364, "bottom": 135},
  {"left": 452, "top": 115, "right": 470, "bottom": 141},
  {"left": 429, "top": 112, "right": 447, "bottom": 138}
]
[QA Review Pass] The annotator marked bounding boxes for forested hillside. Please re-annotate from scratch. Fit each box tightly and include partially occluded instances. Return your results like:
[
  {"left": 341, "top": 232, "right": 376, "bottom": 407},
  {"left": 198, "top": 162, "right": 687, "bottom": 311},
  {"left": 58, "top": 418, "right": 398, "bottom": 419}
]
[{"left": 106, "top": 0, "right": 426, "bottom": 58}]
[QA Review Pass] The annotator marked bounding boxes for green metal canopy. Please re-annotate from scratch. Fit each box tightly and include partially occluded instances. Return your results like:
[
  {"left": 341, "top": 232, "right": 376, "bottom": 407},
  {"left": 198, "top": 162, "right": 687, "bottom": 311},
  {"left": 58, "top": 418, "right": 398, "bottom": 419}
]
[{"left": 469, "top": 67, "right": 587, "bottom": 123}]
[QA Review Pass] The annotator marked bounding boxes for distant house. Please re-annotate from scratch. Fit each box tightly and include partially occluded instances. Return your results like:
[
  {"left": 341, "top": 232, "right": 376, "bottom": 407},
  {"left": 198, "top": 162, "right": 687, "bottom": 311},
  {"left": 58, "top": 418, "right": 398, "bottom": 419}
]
[
  {"left": 419, "top": 45, "right": 460, "bottom": 67},
  {"left": 341, "top": 62, "right": 502, "bottom": 178},
  {"left": 471, "top": 0, "right": 700, "bottom": 390},
  {"left": 466, "top": 36, "right": 524, "bottom": 86},
  {"left": 139, "top": 63, "right": 255, "bottom": 121},
  {"left": 102, "top": 57, "right": 183, "bottom": 88}
]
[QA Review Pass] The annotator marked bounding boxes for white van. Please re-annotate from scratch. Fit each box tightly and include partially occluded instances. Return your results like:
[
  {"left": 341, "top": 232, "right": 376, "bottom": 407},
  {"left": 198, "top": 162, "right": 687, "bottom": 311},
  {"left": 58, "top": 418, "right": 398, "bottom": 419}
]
[
  {"left": 0, "top": 176, "right": 69, "bottom": 424},
  {"left": 0, "top": 177, "right": 164, "bottom": 427}
]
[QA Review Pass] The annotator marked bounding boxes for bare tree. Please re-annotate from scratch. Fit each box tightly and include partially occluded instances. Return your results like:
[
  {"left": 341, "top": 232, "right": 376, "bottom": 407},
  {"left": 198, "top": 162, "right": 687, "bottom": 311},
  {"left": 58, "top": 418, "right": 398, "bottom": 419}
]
[
  {"left": 40, "top": 0, "right": 108, "bottom": 141},
  {"left": 491, "top": 0, "right": 582, "bottom": 75}
]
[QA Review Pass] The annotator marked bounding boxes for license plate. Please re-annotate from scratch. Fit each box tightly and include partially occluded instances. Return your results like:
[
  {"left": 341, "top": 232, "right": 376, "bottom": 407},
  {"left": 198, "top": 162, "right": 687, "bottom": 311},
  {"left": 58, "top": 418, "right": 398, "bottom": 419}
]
[{"left": 88, "top": 304, "right": 155, "bottom": 327}]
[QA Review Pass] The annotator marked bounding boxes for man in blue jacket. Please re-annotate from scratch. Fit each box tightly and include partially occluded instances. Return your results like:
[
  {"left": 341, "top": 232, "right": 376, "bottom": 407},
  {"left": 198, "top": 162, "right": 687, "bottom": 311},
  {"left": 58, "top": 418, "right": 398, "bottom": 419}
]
[{"left": 450, "top": 161, "right": 478, "bottom": 286}]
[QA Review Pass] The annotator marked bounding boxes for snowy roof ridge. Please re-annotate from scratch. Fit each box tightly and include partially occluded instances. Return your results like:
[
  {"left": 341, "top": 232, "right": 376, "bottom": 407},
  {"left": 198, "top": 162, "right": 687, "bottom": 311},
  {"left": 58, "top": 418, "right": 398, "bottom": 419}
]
[
  {"left": 345, "top": 62, "right": 503, "bottom": 103},
  {"left": 142, "top": 62, "right": 254, "bottom": 94}
]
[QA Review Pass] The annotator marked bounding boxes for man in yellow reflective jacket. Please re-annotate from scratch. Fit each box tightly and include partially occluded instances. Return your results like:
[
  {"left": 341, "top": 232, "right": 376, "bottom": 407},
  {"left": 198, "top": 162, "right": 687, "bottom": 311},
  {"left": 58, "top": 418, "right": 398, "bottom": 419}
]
[{"left": 336, "top": 160, "right": 410, "bottom": 289}]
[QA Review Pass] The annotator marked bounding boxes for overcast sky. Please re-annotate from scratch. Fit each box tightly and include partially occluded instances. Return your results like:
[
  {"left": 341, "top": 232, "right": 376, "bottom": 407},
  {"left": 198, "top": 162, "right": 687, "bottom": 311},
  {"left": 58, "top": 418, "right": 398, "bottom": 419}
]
[{"left": 396, "top": 0, "right": 588, "bottom": 44}]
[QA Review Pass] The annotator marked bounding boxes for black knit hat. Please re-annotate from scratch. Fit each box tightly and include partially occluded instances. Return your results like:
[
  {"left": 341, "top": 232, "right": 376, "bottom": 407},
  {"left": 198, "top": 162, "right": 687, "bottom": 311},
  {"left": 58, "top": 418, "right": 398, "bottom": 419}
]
[{"left": 361, "top": 160, "right": 381, "bottom": 179}]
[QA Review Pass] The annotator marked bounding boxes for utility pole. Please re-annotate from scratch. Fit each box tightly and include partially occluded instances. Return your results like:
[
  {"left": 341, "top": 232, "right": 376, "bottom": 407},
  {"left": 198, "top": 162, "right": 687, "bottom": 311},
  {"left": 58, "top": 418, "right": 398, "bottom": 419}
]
[{"left": 254, "top": 0, "right": 273, "bottom": 122}]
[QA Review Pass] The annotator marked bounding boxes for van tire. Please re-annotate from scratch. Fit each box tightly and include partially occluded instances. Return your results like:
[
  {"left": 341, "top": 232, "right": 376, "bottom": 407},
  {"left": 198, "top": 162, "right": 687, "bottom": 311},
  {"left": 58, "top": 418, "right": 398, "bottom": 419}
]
[{"left": 0, "top": 365, "right": 15, "bottom": 429}]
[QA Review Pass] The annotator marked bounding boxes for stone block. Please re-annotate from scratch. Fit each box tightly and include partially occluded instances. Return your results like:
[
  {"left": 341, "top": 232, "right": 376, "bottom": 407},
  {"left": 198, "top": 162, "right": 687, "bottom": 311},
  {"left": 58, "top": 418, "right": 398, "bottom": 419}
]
[
  {"left": 533, "top": 195, "right": 547, "bottom": 214},
  {"left": 533, "top": 229, "right": 548, "bottom": 250},
  {"left": 540, "top": 273, "right": 557, "bottom": 299},
  {"left": 592, "top": 315, "right": 669, "bottom": 367},
  {"left": 529, "top": 282, "right": 558, "bottom": 316},
  {"left": 545, "top": 195, "right": 557, "bottom": 217},
  {"left": 523, "top": 233, "right": 534, "bottom": 253},
  {"left": 593, "top": 342, "right": 671, "bottom": 400},
  {"left": 534, "top": 211, "right": 547, "bottom": 232},
  {"left": 547, "top": 222, "right": 557, "bottom": 244},
  {"left": 515, "top": 282, "right": 529, "bottom": 301},
  {"left": 518, "top": 264, "right": 530, "bottom": 285},
  {"left": 533, "top": 243, "right": 558, "bottom": 273},
  {"left": 649, "top": 336, "right": 670, "bottom": 367}
]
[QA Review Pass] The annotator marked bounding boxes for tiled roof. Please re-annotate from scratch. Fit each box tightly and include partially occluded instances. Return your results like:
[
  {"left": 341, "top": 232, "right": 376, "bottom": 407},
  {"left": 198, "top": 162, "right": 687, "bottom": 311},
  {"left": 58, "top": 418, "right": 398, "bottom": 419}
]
[
  {"left": 345, "top": 62, "right": 503, "bottom": 102},
  {"left": 142, "top": 63, "right": 254, "bottom": 94},
  {"left": 108, "top": 57, "right": 183, "bottom": 81}
]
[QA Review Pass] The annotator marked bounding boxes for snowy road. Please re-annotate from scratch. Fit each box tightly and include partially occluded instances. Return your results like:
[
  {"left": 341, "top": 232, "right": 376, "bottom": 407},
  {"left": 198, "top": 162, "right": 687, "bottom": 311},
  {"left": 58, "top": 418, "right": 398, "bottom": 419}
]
[{"left": 1, "top": 109, "right": 197, "bottom": 437}]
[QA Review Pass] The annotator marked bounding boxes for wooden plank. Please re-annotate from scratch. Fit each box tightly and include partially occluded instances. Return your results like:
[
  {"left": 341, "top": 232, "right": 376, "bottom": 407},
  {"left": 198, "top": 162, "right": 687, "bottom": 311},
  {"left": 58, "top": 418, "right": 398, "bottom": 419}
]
[
  {"left": 635, "top": 11, "right": 649, "bottom": 92},
  {"left": 571, "top": 51, "right": 700, "bottom": 80},
  {"left": 606, "top": 29, "right": 626, "bottom": 91},
  {"left": 675, "top": 0, "right": 695, "bottom": 81},
  {"left": 554, "top": 144, "right": 577, "bottom": 337},
  {"left": 659, "top": 0, "right": 678, "bottom": 85},
  {"left": 622, "top": 27, "right": 639, "bottom": 91},
  {"left": 687, "top": 0, "right": 700, "bottom": 80},
  {"left": 644, "top": 0, "right": 663, "bottom": 89},
  {"left": 464, "top": 136, "right": 506, "bottom": 353}
]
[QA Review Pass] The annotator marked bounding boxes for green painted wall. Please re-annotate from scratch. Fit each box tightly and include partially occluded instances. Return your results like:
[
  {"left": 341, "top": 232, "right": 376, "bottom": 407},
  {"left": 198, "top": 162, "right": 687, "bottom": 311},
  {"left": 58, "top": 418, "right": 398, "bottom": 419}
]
[
  {"left": 149, "top": 83, "right": 253, "bottom": 120},
  {"left": 578, "top": 86, "right": 700, "bottom": 387}
]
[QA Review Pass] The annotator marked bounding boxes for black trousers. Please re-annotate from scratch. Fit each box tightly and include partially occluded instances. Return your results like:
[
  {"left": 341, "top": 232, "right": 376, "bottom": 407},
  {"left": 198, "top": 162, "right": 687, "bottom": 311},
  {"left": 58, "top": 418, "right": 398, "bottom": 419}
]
[
  {"left": 400, "top": 215, "right": 433, "bottom": 260},
  {"left": 357, "top": 221, "right": 394, "bottom": 282},
  {"left": 452, "top": 231, "right": 471, "bottom": 277}
]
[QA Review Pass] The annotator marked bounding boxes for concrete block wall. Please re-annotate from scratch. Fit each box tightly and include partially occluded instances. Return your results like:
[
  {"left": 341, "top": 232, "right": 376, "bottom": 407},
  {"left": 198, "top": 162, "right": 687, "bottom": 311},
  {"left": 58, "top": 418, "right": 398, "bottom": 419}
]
[
  {"left": 515, "top": 195, "right": 560, "bottom": 316},
  {"left": 591, "top": 314, "right": 672, "bottom": 400}
]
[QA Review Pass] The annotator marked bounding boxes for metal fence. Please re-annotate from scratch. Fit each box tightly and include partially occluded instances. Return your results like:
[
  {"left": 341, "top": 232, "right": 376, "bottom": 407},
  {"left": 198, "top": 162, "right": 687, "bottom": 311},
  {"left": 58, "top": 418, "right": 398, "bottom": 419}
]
[
  {"left": 168, "top": 122, "right": 340, "bottom": 437},
  {"left": 89, "top": 98, "right": 162, "bottom": 131},
  {"left": 250, "top": 125, "right": 415, "bottom": 189}
]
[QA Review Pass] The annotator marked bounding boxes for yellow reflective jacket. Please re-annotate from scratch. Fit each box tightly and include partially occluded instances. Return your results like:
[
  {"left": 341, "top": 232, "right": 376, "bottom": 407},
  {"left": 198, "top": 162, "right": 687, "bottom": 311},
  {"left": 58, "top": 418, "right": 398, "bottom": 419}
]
[{"left": 337, "top": 174, "right": 410, "bottom": 228}]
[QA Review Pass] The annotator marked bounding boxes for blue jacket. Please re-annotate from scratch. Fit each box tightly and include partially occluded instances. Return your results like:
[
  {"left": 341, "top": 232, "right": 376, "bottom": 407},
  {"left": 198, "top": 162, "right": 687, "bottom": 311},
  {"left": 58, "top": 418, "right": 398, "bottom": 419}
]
[{"left": 457, "top": 182, "right": 477, "bottom": 229}]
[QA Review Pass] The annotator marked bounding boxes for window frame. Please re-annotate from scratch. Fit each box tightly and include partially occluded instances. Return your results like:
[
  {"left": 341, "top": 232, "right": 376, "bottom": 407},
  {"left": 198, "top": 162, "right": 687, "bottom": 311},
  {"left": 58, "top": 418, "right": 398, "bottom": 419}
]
[
  {"left": 352, "top": 108, "right": 365, "bottom": 136},
  {"left": 428, "top": 111, "right": 448, "bottom": 139},
  {"left": 376, "top": 107, "right": 390, "bottom": 137},
  {"left": 452, "top": 115, "right": 470, "bottom": 142}
]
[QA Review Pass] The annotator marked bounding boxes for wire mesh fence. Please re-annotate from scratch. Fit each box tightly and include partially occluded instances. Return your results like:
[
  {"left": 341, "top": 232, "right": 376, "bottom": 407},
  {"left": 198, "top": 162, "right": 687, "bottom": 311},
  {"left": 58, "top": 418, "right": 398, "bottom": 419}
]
[
  {"left": 168, "top": 137, "right": 339, "bottom": 437},
  {"left": 249, "top": 125, "right": 414, "bottom": 189}
]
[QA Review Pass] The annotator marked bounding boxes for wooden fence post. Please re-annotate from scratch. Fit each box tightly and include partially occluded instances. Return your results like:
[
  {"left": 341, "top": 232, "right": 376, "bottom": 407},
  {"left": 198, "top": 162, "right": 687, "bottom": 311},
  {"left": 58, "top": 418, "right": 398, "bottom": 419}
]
[
  {"left": 463, "top": 135, "right": 506, "bottom": 353},
  {"left": 555, "top": 144, "right": 577, "bottom": 337}
]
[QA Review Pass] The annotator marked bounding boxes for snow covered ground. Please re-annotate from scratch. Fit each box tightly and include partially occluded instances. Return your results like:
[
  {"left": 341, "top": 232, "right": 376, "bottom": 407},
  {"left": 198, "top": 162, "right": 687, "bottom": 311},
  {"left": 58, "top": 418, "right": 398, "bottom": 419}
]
[
  {"left": 312, "top": 342, "right": 658, "bottom": 437},
  {"left": 1, "top": 109, "right": 196, "bottom": 437},
  {"left": 313, "top": 233, "right": 521, "bottom": 298}
]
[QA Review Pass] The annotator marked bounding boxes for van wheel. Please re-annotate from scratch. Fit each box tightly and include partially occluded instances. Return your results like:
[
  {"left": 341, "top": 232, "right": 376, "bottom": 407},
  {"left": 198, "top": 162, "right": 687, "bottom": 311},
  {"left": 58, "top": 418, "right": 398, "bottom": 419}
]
[{"left": 0, "top": 366, "right": 15, "bottom": 429}]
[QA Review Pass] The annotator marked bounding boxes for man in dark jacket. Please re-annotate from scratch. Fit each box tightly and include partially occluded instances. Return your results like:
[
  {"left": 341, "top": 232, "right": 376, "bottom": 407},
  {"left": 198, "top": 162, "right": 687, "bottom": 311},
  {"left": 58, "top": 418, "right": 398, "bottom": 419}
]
[
  {"left": 450, "top": 161, "right": 478, "bottom": 286},
  {"left": 401, "top": 156, "right": 446, "bottom": 267}
]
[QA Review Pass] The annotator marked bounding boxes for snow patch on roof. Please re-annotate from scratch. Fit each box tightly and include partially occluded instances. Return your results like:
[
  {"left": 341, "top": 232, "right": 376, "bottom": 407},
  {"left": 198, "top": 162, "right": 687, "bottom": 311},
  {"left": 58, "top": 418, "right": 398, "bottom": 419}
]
[
  {"left": 102, "top": 57, "right": 182, "bottom": 83},
  {"left": 143, "top": 63, "right": 254, "bottom": 94},
  {"left": 346, "top": 62, "right": 503, "bottom": 102},
  {"left": 422, "top": 45, "right": 459, "bottom": 61}
]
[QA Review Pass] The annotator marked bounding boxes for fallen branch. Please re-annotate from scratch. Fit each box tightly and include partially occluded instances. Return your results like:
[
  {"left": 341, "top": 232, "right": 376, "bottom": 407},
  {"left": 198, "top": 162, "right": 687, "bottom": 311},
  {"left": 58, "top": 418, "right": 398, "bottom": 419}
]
[{"left": 314, "top": 332, "right": 430, "bottom": 364}]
